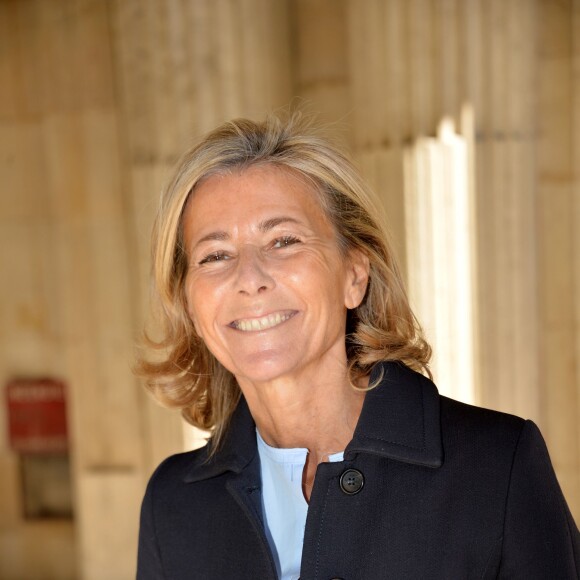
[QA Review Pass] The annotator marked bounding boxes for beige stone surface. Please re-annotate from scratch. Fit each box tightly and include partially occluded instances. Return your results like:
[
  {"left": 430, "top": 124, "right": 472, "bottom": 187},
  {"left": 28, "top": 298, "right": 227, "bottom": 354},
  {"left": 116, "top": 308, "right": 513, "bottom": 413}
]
[
  {"left": 0, "top": 1, "right": 165, "bottom": 578},
  {"left": 345, "top": 0, "right": 577, "bottom": 519},
  {"left": 1, "top": 1, "right": 579, "bottom": 578},
  {"left": 0, "top": 70, "right": 77, "bottom": 579},
  {"left": 573, "top": 0, "right": 580, "bottom": 521},
  {"left": 355, "top": 147, "right": 407, "bottom": 276},
  {"left": 77, "top": 470, "right": 142, "bottom": 580},
  {"left": 403, "top": 123, "right": 477, "bottom": 404},
  {"left": 293, "top": 0, "right": 351, "bottom": 141},
  {"left": 536, "top": 0, "right": 580, "bottom": 518},
  {"left": 0, "top": 521, "right": 77, "bottom": 580}
]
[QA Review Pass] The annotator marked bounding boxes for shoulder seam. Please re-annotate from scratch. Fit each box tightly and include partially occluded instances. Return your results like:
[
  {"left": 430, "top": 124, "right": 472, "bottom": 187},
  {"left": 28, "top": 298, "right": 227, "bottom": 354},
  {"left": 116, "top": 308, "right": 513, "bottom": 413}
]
[{"left": 496, "top": 418, "right": 528, "bottom": 575}]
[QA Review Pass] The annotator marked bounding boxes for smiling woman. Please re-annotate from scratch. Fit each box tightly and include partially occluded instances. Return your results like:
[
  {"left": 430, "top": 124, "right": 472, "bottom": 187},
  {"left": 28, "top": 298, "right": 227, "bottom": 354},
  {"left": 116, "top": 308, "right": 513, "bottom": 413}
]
[
  {"left": 137, "top": 114, "right": 430, "bottom": 454},
  {"left": 182, "top": 166, "right": 370, "bottom": 394},
  {"left": 136, "top": 114, "right": 579, "bottom": 580}
]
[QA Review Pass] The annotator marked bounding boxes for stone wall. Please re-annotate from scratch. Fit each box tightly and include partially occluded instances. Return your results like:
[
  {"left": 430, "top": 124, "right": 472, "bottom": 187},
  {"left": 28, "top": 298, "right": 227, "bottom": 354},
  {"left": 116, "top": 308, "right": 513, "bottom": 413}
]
[{"left": 0, "top": 0, "right": 578, "bottom": 577}]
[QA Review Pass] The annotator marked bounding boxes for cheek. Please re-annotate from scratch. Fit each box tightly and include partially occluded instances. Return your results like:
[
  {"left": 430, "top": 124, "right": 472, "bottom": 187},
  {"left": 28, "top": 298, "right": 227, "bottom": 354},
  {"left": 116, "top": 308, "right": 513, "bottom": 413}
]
[
  {"left": 290, "top": 263, "right": 348, "bottom": 315},
  {"left": 185, "top": 277, "right": 226, "bottom": 339},
  {"left": 186, "top": 303, "right": 200, "bottom": 336},
  {"left": 184, "top": 281, "right": 204, "bottom": 334}
]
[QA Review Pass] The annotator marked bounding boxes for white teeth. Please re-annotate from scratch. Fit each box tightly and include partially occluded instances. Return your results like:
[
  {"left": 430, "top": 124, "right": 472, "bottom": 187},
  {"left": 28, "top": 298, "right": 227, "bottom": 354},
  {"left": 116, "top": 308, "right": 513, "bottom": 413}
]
[{"left": 235, "top": 312, "right": 292, "bottom": 332}]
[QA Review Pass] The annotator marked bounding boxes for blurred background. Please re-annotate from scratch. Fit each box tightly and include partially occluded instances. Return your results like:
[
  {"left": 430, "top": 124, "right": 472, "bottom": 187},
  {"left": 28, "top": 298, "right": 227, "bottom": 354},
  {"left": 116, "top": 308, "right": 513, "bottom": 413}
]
[{"left": 1, "top": 0, "right": 579, "bottom": 578}]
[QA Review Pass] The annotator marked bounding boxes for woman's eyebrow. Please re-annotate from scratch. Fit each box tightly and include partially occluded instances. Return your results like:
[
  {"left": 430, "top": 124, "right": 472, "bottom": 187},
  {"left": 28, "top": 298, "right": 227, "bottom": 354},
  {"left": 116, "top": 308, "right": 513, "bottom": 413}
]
[
  {"left": 195, "top": 231, "right": 229, "bottom": 246},
  {"left": 193, "top": 217, "right": 302, "bottom": 249},
  {"left": 258, "top": 216, "right": 301, "bottom": 232}
]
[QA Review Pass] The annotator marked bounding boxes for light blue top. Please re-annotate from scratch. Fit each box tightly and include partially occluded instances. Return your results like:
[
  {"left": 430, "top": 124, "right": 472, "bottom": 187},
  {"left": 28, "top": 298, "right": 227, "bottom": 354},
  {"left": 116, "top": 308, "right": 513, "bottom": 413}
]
[{"left": 256, "top": 429, "right": 344, "bottom": 580}]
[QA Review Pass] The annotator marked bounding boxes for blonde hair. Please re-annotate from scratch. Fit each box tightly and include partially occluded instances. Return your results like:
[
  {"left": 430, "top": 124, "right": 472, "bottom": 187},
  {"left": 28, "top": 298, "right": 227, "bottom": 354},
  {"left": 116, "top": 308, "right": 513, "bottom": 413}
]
[{"left": 136, "top": 113, "right": 431, "bottom": 453}]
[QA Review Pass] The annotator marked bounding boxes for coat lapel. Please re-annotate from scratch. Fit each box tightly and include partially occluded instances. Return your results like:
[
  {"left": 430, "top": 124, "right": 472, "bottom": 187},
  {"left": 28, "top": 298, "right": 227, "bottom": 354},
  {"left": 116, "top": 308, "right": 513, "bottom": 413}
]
[
  {"left": 183, "top": 396, "right": 256, "bottom": 483},
  {"left": 345, "top": 361, "right": 443, "bottom": 468},
  {"left": 225, "top": 453, "right": 278, "bottom": 579},
  {"left": 182, "top": 397, "right": 278, "bottom": 578}
]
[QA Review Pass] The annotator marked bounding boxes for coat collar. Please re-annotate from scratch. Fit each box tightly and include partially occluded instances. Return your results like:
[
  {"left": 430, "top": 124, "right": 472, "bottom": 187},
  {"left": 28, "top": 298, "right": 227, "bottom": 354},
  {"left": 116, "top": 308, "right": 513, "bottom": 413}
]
[
  {"left": 344, "top": 361, "right": 443, "bottom": 467},
  {"left": 183, "top": 361, "right": 443, "bottom": 483},
  {"left": 183, "top": 395, "right": 257, "bottom": 483}
]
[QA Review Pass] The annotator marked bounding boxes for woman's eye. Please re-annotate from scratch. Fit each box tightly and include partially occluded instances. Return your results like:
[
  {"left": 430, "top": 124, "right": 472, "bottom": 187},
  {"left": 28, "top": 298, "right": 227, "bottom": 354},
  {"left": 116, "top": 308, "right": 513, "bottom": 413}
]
[
  {"left": 198, "top": 251, "right": 228, "bottom": 265},
  {"left": 272, "top": 235, "right": 301, "bottom": 249}
]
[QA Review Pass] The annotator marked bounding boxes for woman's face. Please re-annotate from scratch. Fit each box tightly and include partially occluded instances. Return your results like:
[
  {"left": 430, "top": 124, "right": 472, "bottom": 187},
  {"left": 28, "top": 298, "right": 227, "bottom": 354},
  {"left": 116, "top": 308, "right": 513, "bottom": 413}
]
[{"left": 182, "top": 165, "right": 368, "bottom": 385}]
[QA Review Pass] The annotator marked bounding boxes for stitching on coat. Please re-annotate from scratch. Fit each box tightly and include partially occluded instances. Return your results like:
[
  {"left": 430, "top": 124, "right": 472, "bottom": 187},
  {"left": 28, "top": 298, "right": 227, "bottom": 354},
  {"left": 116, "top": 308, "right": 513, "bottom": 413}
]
[
  {"left": 314, "top": 478, "right": 333, "bottom": 579},
  {"left": 479, "top": 535, "right": 503, "bottom": 580},
  {"left": 150, "top": 457, "right": 171, "bottom": 580},
  {"left": 496, "top": 419, "right": 526, "bottom": 576}
]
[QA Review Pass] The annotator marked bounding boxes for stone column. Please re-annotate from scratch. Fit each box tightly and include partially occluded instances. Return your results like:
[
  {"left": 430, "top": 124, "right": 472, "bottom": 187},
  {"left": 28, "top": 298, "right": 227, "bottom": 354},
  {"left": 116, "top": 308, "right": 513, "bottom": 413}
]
[
  {"left": 574, "top": 0, "right": 580, "bottom": 517},
  {"left": 346, "top": 0, "right": 540, "bottom": 409},
  {"left": 345, "top": 0, "right": 580, "bottom": 518},
  {"left": 0, "top": 0, "right": 147, "bottom": 577},
  {"left": 403, "top": 118, "right": 477, "bottom": 404},
  {"left": 111, "top": 0, "right": 293, "bottom": 462},
  {"left": 0, "top": 1, "right": 77, "bottom": 577},
  {"left": 33, "top": 2, "right": 145, "bottom": 578},
  {"left": 536, "top": 0, "right": 580, "bottom": 518},
  {"left": 1, "top": 1, "right": 294, "bottom": 577},
  {"left": 291, "top": 0, "right": 351, "bottom": 140},
  {"left": 472, "top": 0, "right": 539, "bottom": 421}
]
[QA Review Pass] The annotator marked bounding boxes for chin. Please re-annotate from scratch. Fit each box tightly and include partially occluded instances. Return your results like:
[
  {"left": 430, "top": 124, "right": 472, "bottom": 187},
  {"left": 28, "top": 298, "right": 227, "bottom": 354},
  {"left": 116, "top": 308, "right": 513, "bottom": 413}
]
[{"left": 230, "top": 349, "right": 300, "bottom": 384}]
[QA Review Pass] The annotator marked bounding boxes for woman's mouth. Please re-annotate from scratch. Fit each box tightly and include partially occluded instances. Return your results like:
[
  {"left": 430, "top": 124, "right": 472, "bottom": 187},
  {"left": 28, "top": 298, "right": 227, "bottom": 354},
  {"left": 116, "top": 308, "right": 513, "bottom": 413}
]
[{"left": 230, "top": 311, "right": 297, "bottom": 332}]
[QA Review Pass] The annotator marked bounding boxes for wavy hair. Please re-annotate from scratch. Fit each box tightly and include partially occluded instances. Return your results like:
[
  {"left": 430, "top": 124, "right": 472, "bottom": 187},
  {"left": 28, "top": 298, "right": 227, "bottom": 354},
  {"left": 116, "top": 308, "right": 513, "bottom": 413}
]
[{"left": 136, "top": 113, "right": 431, "bottom": 454}]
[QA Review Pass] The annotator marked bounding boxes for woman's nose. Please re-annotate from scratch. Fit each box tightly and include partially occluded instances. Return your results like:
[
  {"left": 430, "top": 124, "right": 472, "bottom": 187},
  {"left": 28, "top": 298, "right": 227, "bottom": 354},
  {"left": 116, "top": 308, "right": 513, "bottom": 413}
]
[{"left": 234, "top": 247, "right": 275, "bottom": 295}]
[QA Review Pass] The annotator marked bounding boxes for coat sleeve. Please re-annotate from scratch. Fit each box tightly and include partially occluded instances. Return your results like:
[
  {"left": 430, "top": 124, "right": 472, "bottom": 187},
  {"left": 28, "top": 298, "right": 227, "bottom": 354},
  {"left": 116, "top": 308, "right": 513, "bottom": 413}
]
[
  {"left": 136, "top": 467, "right": 167, "bottom": 580},
  {"left": 499, "top": 420, "right": 580, "bottom": 578}
]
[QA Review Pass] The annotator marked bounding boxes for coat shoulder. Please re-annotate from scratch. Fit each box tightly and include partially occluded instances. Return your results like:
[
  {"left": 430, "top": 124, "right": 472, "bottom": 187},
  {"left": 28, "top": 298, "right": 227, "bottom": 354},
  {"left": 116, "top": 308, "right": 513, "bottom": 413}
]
[
  {"left": 438, "top": 396, "right": 528, "bottom": 468},
  {"left": 146, "top": 444, "right": 210, "bottom": 493},
  {"left": 440, "top": 395, "right": 525, "bottom": 434}
]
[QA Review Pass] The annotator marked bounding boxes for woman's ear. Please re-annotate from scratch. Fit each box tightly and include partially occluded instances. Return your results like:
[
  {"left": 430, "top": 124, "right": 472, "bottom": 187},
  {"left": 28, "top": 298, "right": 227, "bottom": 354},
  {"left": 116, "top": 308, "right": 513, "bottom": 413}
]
[{"left": 344, "top": 249, "right": 370, "bottom": 310}]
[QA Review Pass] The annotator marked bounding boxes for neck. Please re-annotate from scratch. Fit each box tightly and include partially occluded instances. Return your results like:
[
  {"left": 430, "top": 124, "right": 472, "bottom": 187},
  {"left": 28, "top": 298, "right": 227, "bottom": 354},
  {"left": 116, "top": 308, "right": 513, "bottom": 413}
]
[{"left": 237, "top": 363, "right": 367, "bottom": 458}]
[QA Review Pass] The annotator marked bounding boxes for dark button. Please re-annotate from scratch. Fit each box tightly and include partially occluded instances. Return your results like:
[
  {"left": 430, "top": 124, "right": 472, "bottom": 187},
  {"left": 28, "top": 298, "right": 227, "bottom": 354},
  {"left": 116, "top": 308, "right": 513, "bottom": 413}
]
[{"left": 339, "top": 468, "right": 364, "bottom": 495}]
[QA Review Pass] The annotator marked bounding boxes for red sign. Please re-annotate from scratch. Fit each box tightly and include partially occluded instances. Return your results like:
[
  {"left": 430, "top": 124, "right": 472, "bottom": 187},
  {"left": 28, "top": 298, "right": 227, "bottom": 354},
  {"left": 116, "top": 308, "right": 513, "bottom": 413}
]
[{"left": 6, "top": 379, "right": 68, "bottom": 453}]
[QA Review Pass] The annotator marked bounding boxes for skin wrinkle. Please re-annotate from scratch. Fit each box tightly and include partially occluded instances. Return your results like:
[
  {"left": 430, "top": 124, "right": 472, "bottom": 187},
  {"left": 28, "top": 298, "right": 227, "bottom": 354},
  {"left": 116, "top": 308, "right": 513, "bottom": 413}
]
[{"left": 190, "top": 216, "right": 305, "bottom": 258}]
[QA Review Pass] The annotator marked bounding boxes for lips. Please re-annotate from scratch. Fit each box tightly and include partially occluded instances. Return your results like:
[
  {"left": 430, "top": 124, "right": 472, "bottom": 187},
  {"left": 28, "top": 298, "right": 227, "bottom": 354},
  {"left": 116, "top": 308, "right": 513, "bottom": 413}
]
[{"left": 230, "top": 310, "right": 297, "bottom": 332}]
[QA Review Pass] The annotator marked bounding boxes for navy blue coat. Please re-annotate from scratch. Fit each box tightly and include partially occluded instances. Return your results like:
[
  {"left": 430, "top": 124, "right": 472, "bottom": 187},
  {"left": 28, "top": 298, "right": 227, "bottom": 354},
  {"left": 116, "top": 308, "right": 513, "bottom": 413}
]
[{"left": 137, "top": 362, "right": 580, "bottom": 579}]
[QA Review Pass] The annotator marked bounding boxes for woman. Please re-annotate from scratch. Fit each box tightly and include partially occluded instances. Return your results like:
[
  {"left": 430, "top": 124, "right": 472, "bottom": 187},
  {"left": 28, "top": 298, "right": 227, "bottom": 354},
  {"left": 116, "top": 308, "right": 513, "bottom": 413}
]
[{"left": 137, "top": 114, "right": 579, "bottom": 579}]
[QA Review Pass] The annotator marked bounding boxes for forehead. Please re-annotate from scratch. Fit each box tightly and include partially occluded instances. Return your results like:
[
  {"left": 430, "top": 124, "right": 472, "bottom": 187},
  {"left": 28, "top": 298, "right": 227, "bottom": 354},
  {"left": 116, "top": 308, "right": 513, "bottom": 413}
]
[{"left": 182, "top": 165, "right": 332, "bottom": 234}]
